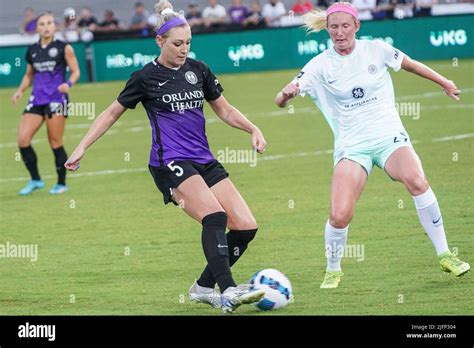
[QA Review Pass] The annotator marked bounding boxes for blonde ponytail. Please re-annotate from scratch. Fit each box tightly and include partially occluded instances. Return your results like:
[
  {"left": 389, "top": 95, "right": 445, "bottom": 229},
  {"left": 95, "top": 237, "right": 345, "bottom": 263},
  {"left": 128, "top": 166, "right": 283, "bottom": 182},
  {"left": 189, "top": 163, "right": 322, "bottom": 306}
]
[
  {"left": 304, "top": 2, "right": 359, "bottom": 34},
  {"left": 303, "top": 9, "right": 327, "bottom": 34},
  {"left": 154, "top": 0, "right": 183, "bottom": 36}
]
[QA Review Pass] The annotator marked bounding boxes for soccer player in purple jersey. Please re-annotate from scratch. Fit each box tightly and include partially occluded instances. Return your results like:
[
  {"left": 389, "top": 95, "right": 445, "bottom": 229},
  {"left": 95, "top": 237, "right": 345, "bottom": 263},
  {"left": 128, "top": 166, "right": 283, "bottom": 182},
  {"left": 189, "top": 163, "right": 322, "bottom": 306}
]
[
  {"left": 65, "top": 1, "right": 266, "bottom": 313},
  {"left": 12, "top": 12, "right": 80, "bottom": 195}
]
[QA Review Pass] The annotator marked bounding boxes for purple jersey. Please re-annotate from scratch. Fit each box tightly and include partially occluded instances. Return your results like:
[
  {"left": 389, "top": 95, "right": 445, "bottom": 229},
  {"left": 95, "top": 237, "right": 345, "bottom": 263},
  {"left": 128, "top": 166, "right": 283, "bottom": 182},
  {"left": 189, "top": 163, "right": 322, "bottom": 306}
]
[
  {"left": 117, "top": 58, "right": 224, "bottom": 167},
  {"left": 24, "top": 19, "right": 37, "bottom": 33},
  {"left": 229, "top": 6, "right": 249, "bottom": 23},
  {"left": 26, "top": 39, "right": 68, "bottom": 106}
]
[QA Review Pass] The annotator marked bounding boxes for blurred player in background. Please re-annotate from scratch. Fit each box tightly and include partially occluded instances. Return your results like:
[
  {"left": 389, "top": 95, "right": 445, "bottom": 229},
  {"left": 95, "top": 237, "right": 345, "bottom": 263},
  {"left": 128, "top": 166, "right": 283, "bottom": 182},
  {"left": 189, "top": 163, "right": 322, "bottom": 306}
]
[
  {"left": 21, "top": 7, "right": 37, "bottom": 35},
  {"left": 275, "top": 2, "right": 470, "bottom": 289},
  {"left": 65, "top": 0, "right": 266, "bottom": 313},
  {"left": 11, "top": 12, "right": 80, "bottom": 195}
]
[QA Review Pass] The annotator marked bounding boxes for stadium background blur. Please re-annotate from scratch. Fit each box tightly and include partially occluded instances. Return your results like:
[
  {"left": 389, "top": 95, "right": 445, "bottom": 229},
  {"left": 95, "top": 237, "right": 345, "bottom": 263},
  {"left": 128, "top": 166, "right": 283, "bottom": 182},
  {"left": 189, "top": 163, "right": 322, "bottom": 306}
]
[
  {"left": 0, "top": 1, "right": 472, "bottom": 316},
  {"left": 2, "top": 0, "right": 473, "bottom": 38}
]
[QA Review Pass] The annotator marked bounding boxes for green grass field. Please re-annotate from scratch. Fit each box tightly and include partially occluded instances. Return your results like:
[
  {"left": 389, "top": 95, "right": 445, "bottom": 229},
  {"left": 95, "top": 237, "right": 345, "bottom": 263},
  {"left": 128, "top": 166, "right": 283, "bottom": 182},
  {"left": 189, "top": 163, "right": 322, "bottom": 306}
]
[{"left": 0, "top": 59, "right": 472, "bottom": 315}]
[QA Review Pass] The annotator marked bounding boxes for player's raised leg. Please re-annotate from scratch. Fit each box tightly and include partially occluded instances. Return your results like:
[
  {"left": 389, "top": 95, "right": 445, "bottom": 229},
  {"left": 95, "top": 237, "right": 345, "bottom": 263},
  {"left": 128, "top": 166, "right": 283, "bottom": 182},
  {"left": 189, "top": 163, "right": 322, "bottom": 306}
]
[
  {"left": 321, "top": 159, "right": 367, "bottom": 289},
  {"left": 385, "top": 147, "right": 470, "bottom": 276},
  {"left": 194, "top": 178, "right": 258, "bottom": 290},
  {"left": 46, "top": 115, "right": 68, "bottom": 194},
  {"left": 18, "top": 114, "right": 44, "bottom": 195},
  {"left": 172, "top": 176, "right": 264, "bottom": 312}
]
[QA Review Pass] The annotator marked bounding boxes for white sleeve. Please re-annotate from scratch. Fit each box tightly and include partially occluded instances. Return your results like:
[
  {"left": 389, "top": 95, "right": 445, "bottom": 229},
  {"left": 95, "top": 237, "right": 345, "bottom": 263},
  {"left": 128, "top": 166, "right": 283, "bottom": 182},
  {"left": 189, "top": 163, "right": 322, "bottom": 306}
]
[
  {"left": 375, "top": 39, "right": 405, "bottom": 72},
  {"left": 291, "top": 64, "right": 319, "bottom": 98}
]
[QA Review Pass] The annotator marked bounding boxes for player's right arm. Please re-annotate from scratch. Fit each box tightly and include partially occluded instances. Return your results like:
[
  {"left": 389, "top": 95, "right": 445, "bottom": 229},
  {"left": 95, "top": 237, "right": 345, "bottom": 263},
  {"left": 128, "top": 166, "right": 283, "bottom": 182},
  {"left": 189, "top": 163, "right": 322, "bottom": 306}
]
[
  {"left": 275, "top": 82, "right": 300, "bottom": 108},
  {"left": 275, "top": 58, "right": 320, "bottom": 108},
  {"left": 66, "top": 68, "right": 144, "bottom": 171},
  {"left": 65, "top": 100, "right": 126, "bottom": 171},
  {"left": 11, "top": 64, "right": 33, "bottom": 104}
]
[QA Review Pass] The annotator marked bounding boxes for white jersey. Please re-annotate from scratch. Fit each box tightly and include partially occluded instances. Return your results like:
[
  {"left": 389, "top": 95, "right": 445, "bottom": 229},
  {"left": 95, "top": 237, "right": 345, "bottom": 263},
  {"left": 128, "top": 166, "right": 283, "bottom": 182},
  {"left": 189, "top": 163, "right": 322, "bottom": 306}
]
[{"left": 294, "top": 39, "right": 407, "bottom": 150}]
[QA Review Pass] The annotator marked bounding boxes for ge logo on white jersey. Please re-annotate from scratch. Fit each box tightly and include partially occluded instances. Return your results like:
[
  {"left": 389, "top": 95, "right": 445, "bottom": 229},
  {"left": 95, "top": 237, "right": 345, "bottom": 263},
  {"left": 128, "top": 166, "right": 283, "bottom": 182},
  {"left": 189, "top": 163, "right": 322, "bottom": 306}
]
[
  {"left": 352, "top": 87, "right": 364, "bottom": 99},
  {"left": 167, "top": 161, "right": 184, "bottom": 177}
]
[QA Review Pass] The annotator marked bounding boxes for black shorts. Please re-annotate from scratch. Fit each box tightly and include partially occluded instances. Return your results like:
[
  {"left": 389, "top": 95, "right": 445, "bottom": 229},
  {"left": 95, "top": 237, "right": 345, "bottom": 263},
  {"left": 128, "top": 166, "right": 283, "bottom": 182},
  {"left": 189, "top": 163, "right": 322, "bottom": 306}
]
[
  {"left": 24, "top": 101, "right": 68, "bottom": 118},
  {"left": 149, "top": 159, "right": 229, "bottom": 205}
]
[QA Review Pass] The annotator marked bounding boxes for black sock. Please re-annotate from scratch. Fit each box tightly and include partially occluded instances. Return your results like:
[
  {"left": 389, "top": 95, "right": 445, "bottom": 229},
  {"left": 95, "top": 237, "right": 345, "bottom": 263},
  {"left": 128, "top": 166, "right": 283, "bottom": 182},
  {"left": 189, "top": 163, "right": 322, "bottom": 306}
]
[
  {"left": 52, "top": 146, "right": 68, "bottom": 185},
  {"left": 198, "top": 228, "right": 257, "bottom": 289},
  {"left": 201, "top": 212, "right": 236, "bottom": 293},
  {"left": 19, "top": 146, "right": 41, "bottom": 180}
]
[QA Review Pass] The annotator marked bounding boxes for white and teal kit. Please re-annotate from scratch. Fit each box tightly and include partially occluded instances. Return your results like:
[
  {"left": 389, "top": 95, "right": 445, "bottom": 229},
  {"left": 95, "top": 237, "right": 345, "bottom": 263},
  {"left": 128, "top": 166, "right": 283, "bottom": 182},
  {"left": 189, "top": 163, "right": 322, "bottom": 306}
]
[{"left": 294, "top": 39, "right": 413, "bottom": 174}]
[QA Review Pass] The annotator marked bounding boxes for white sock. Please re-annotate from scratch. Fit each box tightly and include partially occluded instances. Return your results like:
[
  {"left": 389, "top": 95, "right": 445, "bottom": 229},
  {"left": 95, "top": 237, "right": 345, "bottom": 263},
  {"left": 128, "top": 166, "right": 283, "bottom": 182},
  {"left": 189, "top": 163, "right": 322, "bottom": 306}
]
[
  {"left": 325, "top": 220, "right": 348, "bottom": 272},
  {"left": 412, "top": 187, "right": 449, "bottom": 256}
]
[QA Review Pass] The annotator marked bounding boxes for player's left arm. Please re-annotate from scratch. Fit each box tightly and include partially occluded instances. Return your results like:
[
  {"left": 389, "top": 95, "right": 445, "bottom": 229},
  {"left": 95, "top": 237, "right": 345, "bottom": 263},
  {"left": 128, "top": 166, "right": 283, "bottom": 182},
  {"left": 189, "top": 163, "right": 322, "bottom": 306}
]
[
  {"left": 208, "top": 95, "right": 267, "bottom": 154},
  {"left": 58, "top": 44, "right": 81, "bottom": 93},
  {"left": 401, "top": 55, "right": 460, "bottom": 101}
]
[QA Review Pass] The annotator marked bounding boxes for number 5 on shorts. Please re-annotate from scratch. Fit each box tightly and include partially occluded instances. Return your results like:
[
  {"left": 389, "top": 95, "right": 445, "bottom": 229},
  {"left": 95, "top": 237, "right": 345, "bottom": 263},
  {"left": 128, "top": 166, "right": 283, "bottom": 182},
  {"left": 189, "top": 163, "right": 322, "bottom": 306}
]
[{"left": 167, "top": 161, "right": 184, "bottom": 177}]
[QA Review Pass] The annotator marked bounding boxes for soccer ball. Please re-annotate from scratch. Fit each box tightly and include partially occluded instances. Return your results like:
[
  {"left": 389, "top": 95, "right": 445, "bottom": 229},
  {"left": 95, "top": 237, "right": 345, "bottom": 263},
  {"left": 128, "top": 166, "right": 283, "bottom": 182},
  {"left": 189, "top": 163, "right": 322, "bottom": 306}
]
[{"left": 249, "top": 268, "right": 293, "bottom": 310}]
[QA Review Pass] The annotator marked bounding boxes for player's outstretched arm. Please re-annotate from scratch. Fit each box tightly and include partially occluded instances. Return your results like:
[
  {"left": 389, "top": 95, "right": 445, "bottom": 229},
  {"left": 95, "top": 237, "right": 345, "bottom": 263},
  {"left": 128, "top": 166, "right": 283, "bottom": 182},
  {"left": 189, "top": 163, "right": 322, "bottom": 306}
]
[
  {"left": 275, "top": 82, "right": 300, "bottom": 108},
  {"left": 401, "top": 55, "right": 461, "bottom": 101},
  {"left": 11, "top": 64, "right": 33, "bottom": 105},
  {"left": 208, "top": 95, "right": 267, "bottom": 154},
  {"left": 65, "top": 100, "right": 127, "bottom": 171}
]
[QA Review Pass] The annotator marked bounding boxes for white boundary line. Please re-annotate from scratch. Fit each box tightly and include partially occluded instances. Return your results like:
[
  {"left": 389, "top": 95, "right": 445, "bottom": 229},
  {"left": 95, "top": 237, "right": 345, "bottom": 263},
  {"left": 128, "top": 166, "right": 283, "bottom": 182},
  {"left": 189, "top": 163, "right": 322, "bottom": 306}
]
[
  {"left": 1, "top": 133, "right": 472, "bottom": 184},
  {"left": 0, "top": 102, "right": 473, "bottom": 149}
]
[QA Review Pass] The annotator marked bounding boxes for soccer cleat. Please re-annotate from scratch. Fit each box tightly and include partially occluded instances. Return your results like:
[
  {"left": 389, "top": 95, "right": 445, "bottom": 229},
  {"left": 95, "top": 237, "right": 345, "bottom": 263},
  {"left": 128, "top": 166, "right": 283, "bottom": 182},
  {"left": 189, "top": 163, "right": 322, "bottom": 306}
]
[
  {"left": 438, "top": 251, "right": 470, "bottom": 277},
  {"left": 320, "top": 270, "right": 344, "bottom": 289},
  {"left": 49, "top": 184, "right": 68, "bottom": 195},
  {"left": 19, "top": 180, "right": 45, "bottom": 195},
  {"left": 221, "top": 284, "right": 265, "bottom": 314},
  {"left": 188, "top": 280, "right": 222, "bottom": 309}
]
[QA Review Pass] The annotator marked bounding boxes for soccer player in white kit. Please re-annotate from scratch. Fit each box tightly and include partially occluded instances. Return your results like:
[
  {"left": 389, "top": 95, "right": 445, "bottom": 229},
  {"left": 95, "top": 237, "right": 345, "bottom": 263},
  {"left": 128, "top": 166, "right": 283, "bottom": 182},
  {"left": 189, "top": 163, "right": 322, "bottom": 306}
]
[{"left": 275, "top": 2, "right": 470, "bottom": 288}]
